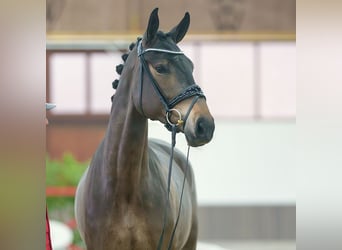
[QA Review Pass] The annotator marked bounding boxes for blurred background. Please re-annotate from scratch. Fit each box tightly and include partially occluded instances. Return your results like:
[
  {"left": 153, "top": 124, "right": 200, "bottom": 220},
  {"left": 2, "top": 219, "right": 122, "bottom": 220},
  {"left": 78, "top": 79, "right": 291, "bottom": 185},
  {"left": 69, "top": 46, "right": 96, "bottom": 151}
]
[{"left": 46, "top": 0, "right": 295, "bottom": 249}]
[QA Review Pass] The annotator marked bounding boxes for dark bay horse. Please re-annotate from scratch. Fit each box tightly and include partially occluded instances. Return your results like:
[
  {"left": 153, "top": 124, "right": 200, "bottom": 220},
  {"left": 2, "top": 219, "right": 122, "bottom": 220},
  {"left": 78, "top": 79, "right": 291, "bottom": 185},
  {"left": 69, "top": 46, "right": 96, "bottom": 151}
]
[{"left": 75, "top": 8, "right": 215, "bottom": 250}]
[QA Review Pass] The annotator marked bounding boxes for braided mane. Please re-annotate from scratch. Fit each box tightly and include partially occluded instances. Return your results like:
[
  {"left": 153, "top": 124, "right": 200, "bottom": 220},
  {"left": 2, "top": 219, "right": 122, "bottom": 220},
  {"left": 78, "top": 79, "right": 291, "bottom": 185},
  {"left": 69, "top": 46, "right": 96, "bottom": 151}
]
[
  {"left": 110, "top": 32, "right": 170, "bottom": 102},
  {"left": 110, "top": 39, "right": 139, "bottom": 102}
]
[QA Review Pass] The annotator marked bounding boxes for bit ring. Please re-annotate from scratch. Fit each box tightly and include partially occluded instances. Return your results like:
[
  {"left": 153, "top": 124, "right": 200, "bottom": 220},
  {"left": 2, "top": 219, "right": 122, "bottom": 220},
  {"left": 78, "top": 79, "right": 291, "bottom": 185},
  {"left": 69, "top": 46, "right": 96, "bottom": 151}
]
[{"left": 166, "top": 109, "right": 183, "bottom": 127}]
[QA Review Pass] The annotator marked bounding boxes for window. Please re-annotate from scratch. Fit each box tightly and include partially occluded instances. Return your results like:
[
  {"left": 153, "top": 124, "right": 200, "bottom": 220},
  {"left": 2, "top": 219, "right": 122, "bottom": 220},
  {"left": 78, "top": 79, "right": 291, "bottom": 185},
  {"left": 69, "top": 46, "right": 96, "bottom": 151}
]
[{"left": 47, "top": 40, "right": 296, "bottom": 120}]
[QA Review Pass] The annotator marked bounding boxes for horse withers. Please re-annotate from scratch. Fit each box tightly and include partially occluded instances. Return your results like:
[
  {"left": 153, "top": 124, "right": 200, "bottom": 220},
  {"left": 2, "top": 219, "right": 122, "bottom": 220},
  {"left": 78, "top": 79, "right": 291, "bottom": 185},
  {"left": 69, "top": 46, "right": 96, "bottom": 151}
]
[{"left": 75, "top": 8, "right": 215, "bottom": 250}]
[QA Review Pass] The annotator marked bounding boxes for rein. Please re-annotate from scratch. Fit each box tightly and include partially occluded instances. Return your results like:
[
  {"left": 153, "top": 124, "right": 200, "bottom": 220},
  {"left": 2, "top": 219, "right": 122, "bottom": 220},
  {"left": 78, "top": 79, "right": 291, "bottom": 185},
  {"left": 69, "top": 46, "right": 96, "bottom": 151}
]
[
  {"left": 137, "top": 39, "right": 204, "bottom": 249},
  {"left": 158, "top": 125, "right": 191, "bottom": 250}
]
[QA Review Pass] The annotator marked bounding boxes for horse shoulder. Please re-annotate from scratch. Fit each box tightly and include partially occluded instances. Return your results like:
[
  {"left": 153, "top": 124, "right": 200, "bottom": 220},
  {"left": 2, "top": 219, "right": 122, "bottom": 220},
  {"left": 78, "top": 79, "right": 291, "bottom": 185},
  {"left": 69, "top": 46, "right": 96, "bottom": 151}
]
[{"left": 148, "top": 138, "right": 195, "bottom": 187}]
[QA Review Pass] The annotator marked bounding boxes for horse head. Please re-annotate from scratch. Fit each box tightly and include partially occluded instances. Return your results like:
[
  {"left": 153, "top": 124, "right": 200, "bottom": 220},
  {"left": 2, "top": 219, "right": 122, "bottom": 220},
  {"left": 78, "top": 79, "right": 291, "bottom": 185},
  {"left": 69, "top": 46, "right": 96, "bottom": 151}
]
[{"left": 129, "top": 8, "right": 215, "bottom": 147}]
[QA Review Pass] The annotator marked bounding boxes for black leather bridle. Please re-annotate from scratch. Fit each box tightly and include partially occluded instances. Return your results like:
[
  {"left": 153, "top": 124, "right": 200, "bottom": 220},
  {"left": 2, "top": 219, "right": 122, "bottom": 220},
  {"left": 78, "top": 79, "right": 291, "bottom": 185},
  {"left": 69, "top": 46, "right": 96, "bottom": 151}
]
[
  {"left": 137, "top": 39, "right": 204, "bottom": 249},
  {"left": 137, "top": 39, "right": 205, "bottom": 132}
]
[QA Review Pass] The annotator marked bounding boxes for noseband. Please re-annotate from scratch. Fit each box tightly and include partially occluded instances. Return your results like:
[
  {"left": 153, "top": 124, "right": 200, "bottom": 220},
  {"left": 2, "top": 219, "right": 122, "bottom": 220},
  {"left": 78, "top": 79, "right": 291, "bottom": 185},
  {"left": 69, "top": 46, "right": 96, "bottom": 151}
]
[{"left": 137, "top": 39, "right": 205, "bottom": 131}]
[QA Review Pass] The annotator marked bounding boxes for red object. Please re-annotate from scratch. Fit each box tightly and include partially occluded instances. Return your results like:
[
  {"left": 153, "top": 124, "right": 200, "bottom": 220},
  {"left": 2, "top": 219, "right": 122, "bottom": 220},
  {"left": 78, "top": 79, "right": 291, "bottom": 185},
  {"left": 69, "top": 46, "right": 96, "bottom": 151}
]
[
  {"left": 46, "top": 186, "right": 84, "bottom": 249},
  {"left": 46, "top": 208, "right": 53, "bottom": 250},
  {"left": 46, "top": 186, "right": 77, "bottom": 197}
]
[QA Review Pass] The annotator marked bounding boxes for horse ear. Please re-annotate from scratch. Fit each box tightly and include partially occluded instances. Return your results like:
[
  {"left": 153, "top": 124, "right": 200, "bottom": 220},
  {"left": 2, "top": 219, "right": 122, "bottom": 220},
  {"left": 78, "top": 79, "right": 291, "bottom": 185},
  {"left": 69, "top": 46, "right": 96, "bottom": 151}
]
[
  {"left": 144, "top": 8, "right": 159, "bottom": 44},
  {"left": 168, "top": 12, "right": 190, "bottom": 43}
]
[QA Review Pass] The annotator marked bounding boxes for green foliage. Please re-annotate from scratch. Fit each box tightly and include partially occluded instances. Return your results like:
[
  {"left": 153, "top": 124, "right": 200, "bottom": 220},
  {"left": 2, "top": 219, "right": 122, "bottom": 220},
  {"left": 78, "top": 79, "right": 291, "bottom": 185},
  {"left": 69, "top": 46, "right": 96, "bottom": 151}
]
[
  {"left": 46, "top": 153, "right": 89, "bottom": 247},
  {"left": 46, "top": 153, "right": 88, "bottom": 186},
  {"left": 46, "top": 153, "right": 89, "bottom": 214}
]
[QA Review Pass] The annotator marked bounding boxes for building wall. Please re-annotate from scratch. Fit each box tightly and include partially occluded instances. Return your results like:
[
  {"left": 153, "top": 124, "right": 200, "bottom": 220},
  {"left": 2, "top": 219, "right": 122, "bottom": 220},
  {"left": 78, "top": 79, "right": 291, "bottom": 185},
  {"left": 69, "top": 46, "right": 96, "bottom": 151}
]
[
  {"left": 46, "top": 117, "right": 107, "bottom": 161},
  {"left": 47, "top": 0, "right": 295, "bottom": 33}
]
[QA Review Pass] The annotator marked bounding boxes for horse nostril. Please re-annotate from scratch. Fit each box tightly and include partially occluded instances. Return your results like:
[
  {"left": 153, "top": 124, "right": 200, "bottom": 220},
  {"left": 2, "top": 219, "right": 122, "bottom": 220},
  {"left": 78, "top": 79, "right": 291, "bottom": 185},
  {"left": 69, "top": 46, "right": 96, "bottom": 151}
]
[
  {"left": 196, "top": 119, "right": 205, "bottom": 136},
  {"left": 195, "top": 117, "right": 214, "bottom": 141}
]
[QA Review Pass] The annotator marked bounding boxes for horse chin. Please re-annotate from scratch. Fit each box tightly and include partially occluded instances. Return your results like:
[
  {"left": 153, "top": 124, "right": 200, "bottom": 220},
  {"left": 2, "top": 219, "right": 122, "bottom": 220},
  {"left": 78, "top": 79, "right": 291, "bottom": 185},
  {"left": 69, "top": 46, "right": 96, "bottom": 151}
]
[{"left": 185, "top": 133, "right": 211, "bottom": 147}]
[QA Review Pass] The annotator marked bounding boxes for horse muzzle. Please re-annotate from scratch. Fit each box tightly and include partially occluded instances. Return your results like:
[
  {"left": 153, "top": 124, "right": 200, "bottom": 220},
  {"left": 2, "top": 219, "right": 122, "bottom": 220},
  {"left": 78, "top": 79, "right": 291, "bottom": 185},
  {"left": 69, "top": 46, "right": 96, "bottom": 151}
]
[{"left": 185, "top": 116, "right": 215, "bottom": 147}]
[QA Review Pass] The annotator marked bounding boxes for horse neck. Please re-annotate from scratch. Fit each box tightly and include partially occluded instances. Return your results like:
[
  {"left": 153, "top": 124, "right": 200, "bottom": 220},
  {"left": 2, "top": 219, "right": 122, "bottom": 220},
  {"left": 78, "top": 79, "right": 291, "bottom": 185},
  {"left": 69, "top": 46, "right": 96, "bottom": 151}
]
[{"left": 103, "top": 65, "right": 149, "bottom": 193}]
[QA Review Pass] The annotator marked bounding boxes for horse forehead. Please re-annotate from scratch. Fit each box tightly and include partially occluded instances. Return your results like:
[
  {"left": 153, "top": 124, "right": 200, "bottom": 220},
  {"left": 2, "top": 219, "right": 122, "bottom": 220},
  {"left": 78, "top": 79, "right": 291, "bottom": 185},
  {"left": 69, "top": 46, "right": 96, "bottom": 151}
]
[
  {"left": 154, "top": 32, "right": 180, "bottom": 51},
  {"left": 174, "top": 55, "right": 193, "bottom": 67},
  {"left": 145, "top": 34, "right": 194, "bottom": 71}
]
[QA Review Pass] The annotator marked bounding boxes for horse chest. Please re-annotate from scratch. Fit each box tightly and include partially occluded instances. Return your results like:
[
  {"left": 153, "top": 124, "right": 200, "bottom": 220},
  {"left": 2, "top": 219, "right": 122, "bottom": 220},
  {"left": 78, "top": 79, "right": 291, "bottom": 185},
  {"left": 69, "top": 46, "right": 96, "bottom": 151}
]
[{"left": 100, "top": 208, "right": 156, "bottom": 249}]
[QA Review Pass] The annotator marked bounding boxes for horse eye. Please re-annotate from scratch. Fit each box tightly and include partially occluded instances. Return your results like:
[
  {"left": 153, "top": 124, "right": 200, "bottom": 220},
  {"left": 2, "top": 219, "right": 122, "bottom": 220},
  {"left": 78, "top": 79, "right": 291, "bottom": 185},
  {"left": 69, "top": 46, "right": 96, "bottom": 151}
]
[{"left": 154, "top": 64, "right": 169, "bottom": 74}]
